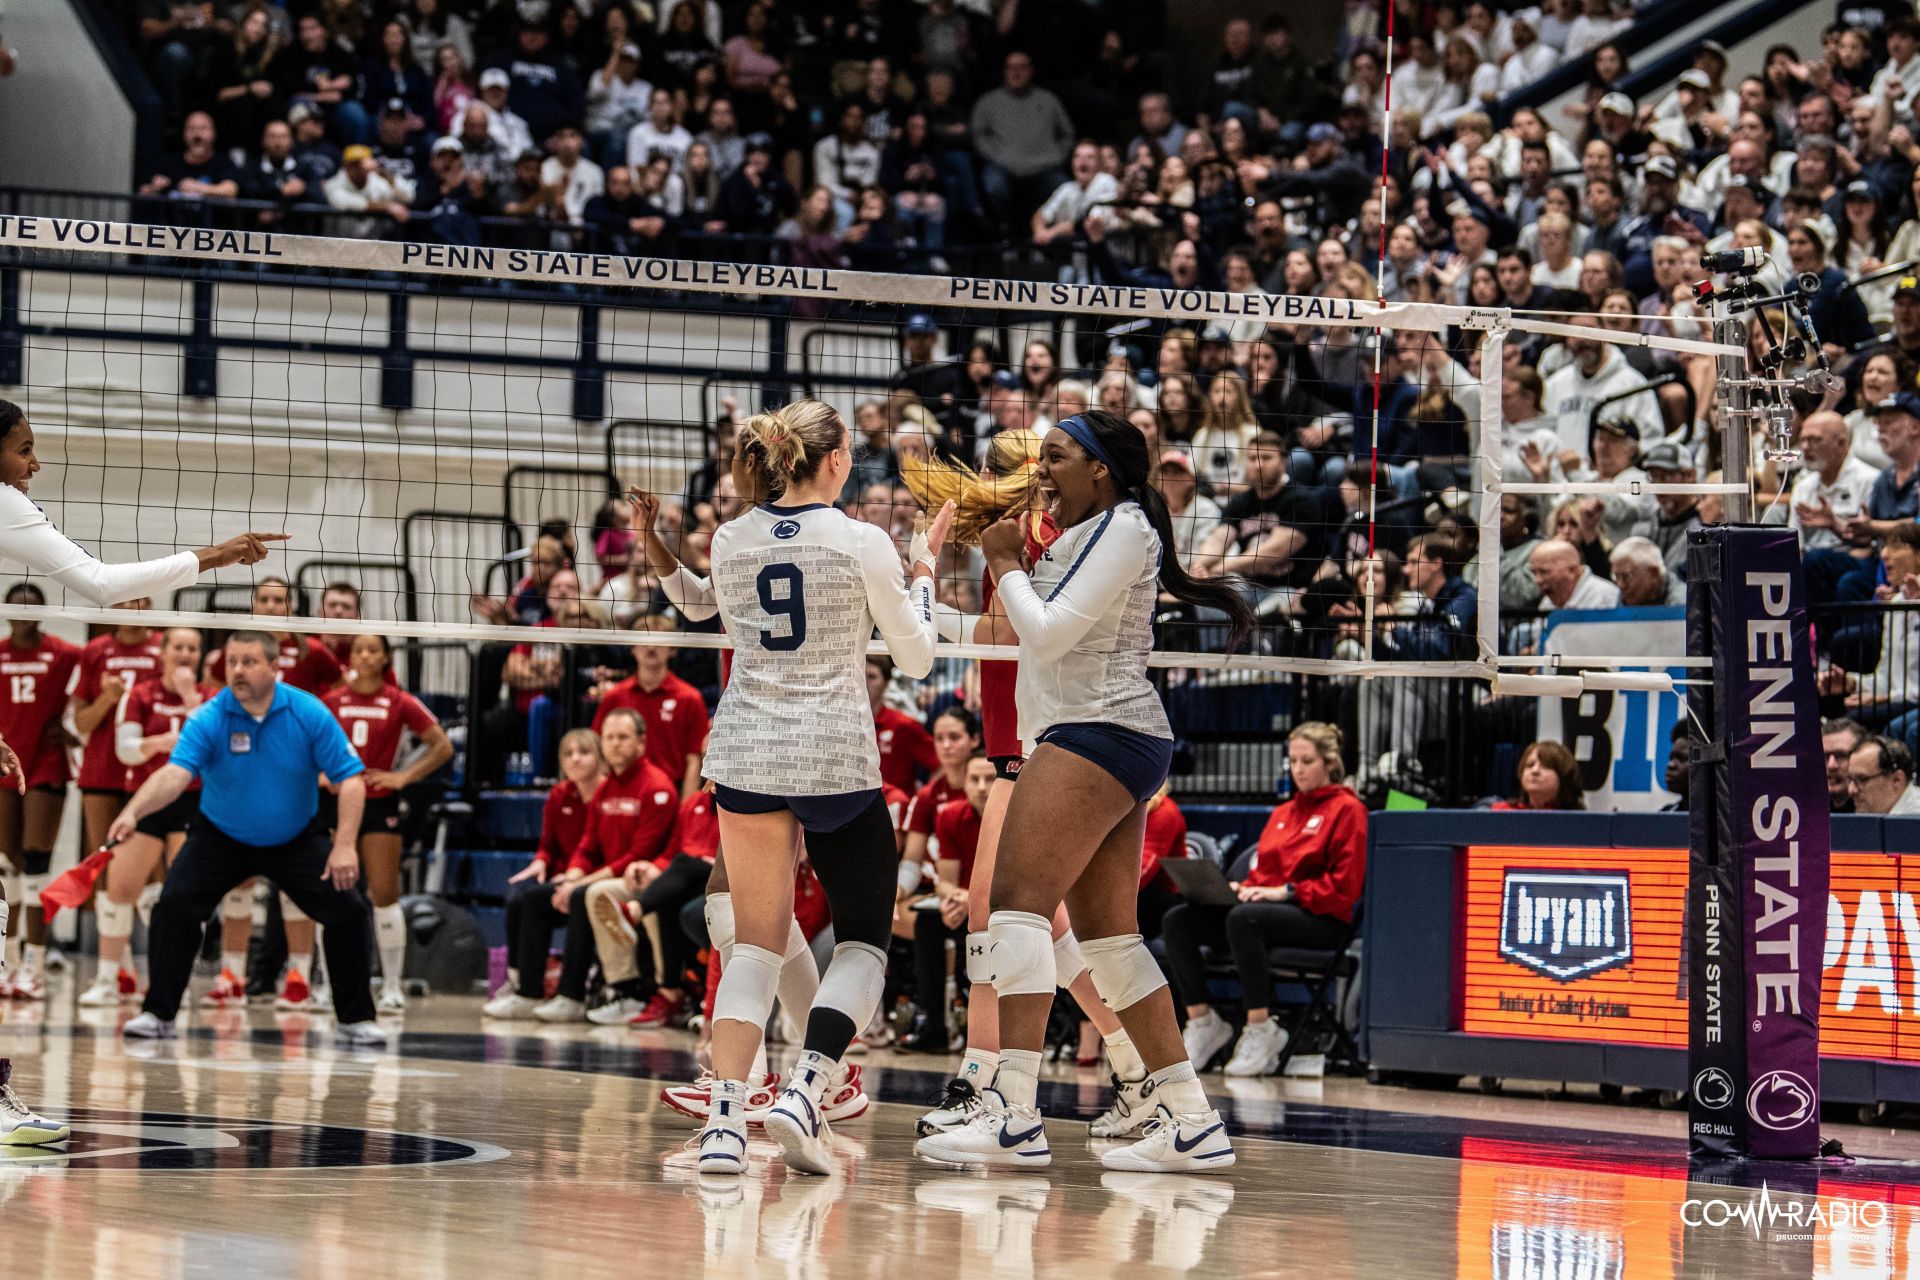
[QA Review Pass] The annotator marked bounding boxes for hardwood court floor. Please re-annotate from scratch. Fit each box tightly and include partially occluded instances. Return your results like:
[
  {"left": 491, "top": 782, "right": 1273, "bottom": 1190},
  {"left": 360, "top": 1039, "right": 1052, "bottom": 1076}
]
[{"left": 4, "top": 979, "right": 1919, "bottom": 1280}]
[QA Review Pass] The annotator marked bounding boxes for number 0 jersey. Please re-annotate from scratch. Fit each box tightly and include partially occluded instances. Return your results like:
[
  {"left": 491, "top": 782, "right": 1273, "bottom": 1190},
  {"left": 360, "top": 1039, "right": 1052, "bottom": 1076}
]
[{"left": 702, "top": 502, "right": 936, "bottom": 796}]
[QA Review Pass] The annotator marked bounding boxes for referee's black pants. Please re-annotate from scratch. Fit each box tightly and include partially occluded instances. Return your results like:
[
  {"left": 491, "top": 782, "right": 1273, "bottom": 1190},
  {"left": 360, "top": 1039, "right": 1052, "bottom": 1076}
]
[{"left": 144, "top": 818, "right": 377, "bottom": 1024}]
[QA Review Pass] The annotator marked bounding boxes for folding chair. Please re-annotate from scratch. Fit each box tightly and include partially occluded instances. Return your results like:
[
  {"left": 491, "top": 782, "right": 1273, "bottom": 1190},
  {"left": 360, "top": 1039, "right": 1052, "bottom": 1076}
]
[{"left": 1199, "top": 846, "right": 1364, "bottom": 1075}]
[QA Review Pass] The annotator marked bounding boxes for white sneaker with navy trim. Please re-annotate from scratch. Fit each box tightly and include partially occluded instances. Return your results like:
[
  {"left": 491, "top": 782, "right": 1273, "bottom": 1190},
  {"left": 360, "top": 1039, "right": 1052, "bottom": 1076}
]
[
  {"left": 913, "top": 1088, "right": 1051, "bottom": 1168},
  {"left": 697, "top": 1094, "right": 750, "bottom": 1177},
  {"left": 762, "top": 1084, "right": 835, "bottom": 1176},
  {"left": 1098, "top": 1105, "right": 1236, "bottom": 1174},
  {"left": 1089, "top": 1074, "right": 1152, "bottom": 1139}
]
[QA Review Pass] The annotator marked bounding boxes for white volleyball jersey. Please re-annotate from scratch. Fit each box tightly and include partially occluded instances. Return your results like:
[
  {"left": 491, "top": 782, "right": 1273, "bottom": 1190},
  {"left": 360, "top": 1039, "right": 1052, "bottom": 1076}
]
[
  {"left": 1000, "top": 501, "right": 1170, "bottom": 751},
  {"left": 702, "top": 502, "right": 937, "bottom": 796}
]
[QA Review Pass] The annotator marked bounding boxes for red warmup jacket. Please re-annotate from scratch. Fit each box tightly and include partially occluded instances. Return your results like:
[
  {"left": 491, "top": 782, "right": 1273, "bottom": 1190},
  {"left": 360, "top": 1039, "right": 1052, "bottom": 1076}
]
[
  {"left": 675, "top": 789, "right": 720, "bottom": 862},
  {"left": 1140, "top": 794, "right": 1189, "bottom": 889},
  {"left": 1244, "top": 784, "right": 1368, "bottom": 923},
  {"left": 535, "top": 779, "right": 596, "bottom": 867},
  {"left": 568, "top": 759, "right": 681, "bottom": 876}
]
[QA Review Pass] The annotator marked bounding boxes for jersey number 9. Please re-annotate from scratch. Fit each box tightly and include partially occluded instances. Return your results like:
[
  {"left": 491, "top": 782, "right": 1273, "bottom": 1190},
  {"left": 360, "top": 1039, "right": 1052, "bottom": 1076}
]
[{"left": 756, "top": 564, "right": 807, "bottom": 651}]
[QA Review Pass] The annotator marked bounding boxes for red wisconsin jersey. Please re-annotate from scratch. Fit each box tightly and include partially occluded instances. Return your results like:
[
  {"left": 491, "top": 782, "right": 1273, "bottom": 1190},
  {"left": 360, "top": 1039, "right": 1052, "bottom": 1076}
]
[
  {"left": 874, "top": 706, "right": 938, "bottom": 795},
  {"left": 0, "top": 633, "right": 80, "bottom": 788},
  {"left": 207, "top": 634, "right": 345, "bottom": 694},
  {"left": 323, "top": 685, "right": 439, "bottom": 797},
  {"left": 904, "top": 773, "right": 962, "bottom": 839},
  {"left": 71, "top": 632, "right": 162, "bottom": 791},
  {"left": 675, "top": 789, "right": 719, "bottom": 862},
  {"left": 536, "top": 778, "right": 597, "bottom": 867},
  {"left": 883, "top": 783, "right": 910, "bottom": 836},
  {"left": 933, "top": 797, "right": 985, "bottom": 885},
  {"left": 979, "top": 512, "right": 1060, "bottom": 759},
  {"left": 592, "top": 671, "right": 710, "bottom": 783},
  {"left": 118, "top": 676, "right": 219, "bottom": 792},
  {"left": 1140, "top": 793, "right": 1189, "bottom": 889},
  {"left": 569, "top": 759, "right": 681, "bottom": 876}
]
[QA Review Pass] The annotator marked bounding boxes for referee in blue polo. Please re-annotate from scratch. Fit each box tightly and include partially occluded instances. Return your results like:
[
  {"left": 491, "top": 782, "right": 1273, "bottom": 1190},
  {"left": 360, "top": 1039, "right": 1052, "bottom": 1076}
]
[{"left": 108, "top": 630, "right": 385, "bottom": 1046}]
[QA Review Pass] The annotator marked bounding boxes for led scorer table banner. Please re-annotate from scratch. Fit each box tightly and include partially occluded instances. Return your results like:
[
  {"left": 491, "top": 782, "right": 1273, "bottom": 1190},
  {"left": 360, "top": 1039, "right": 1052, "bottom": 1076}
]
[{"left": 1461, "top": 845, "right": 1919, "bottom": 1062}]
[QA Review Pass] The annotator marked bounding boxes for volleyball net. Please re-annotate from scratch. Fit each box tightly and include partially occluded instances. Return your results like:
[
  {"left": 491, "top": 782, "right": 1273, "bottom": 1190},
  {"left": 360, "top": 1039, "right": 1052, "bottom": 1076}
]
[{"left": 0, "top": 215, "right": 1746, "bottom": 797}]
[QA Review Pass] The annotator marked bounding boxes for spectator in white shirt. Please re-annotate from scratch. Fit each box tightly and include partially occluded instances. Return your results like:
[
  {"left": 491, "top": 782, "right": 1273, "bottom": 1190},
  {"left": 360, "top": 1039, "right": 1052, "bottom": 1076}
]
[
  {"left": 1531, "top": 211, "right": 1583, "bottom": 290},
  {"left": 1498, "top": 12, "right": 1558, "bottom": 93},
  {"left": 1563, "top": 0, "right": 1630, "bottom": 59},
  {"left": 1792, "top": 410, "right": 1884, "bottom": 553},
  {"left": 479, "top": 68, "right": 533, "bottom": 161},
  {"left": 811, "top": 99, "right": 881, "bottom": 222},
  {"left": 540, "top": 122, "right": 604, "bottom": 225},
  {"left": 1530, "top": 538, "right": 1622, "bottom": 611},
  {"left": 1543, "top": 310, "right": 1663, "bottom": 459},
  {"left": 585, "top": 42, "right": 651, "bottom": 168},
  {"left": 625, "top": 86, "right": 691, "bottom": 173},
  {"left": 325, "top": 144, "right": 414, "bottom": 238},
  {"left": 1866, "top": 16, "right": 1920, "bottom": 119},
  {"left": 1030, "top": 139, "right": 1117, "bottom": 279}
]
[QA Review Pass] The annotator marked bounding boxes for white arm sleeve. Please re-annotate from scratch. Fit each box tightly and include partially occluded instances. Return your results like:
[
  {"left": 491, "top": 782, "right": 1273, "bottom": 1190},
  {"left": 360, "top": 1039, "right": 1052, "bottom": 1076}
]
[
  {"left": 859, "top": 527, "right": 938, "bottom": 679},
  {"left": 660, "top": 565, "right": 719, "bottom": 622},
  {"left": 0, "top": 488, "right": 199, "bottom": 605},
  {"left": 994, "top": 515, "right": 1153, "bottom": 664},
  {"left": 932, "top": 602, "right": 978, "bottom": 644}
]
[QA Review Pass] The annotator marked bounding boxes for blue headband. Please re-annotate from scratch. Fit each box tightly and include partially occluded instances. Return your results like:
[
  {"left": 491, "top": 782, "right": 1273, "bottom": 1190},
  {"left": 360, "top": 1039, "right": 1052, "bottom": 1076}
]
[{"left": 1055, "top": 414, "right": 1118, "bottom": 473}]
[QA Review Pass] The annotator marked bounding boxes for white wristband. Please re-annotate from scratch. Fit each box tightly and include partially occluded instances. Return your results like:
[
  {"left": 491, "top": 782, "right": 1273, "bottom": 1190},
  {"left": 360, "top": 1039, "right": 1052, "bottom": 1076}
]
[{"left": 896, "top": 859, "right": 925, "bottom": 896}]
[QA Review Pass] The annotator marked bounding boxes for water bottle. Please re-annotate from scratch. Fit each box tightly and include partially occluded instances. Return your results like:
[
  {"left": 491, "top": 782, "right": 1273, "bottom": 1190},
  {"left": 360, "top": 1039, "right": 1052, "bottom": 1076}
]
[{"left": 506, "top": 751, "right": 532, "bottom": 788}]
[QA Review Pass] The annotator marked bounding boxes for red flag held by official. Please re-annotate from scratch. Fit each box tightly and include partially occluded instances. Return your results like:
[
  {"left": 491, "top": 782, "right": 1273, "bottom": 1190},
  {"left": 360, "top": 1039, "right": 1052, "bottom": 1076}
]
[{"left": 39, "top": 848, "right": 113, "bottom": 923}]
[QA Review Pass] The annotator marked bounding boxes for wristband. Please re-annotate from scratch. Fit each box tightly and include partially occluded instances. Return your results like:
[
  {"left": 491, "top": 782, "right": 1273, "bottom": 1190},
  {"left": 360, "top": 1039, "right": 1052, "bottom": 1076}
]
[{"left": 896, "top": 858, "right": 925, "bottom": 895}]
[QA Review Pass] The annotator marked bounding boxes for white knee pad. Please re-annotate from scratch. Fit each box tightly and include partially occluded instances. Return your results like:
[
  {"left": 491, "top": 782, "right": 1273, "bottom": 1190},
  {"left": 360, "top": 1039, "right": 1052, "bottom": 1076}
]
[
  {"left": 704, "top": 892, "right": 735, "bottom": 966},
  {"left": 813, "top": 940, "right": 886, "bottom": 1031},
  {"left": 280, "top": 892, "right": 310, "bottom": 924},
  {"left": 96, "top": 898, "right": 135, "bottom": 941},
  {"left": 222, "top": 888, "right": 253, "bottom": 921},
  {"left": 712, "top": 941, "right": 781, "bottom": 1029},
  {"left": 964, "top": 930, "right": 993, "bottom": 984},
  {"left": 1081, "top": 933, "right": 1166, "bottom": 1013},
  {"left": 1053, "top": 929, "right": 1089, "bottom": 987},
  {"left": 988, "top": 910, "right": 1056, "bottom": 998}
]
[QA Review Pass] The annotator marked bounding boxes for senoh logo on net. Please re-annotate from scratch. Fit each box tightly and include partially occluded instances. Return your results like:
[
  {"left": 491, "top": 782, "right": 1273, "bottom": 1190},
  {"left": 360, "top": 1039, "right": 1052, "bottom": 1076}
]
[{"left": 1498, "top": 871, "right": 1633, "bottom": 981}]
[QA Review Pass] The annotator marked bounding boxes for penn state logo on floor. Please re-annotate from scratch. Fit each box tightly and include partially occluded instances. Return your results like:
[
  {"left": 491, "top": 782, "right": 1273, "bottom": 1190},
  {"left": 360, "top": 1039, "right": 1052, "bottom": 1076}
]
[{"left": 0, "top": 1108, "right": 508, "bottom": 1171}]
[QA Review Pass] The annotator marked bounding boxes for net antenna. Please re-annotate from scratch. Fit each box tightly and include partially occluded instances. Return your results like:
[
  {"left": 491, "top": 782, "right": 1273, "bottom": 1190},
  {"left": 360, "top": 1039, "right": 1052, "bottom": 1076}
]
[{"left": 0, "top": 216, "right": 1741, "bottom": 702}]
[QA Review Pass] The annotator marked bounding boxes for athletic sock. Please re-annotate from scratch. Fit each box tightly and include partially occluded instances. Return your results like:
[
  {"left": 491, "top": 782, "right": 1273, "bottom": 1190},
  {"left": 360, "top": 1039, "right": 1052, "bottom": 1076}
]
[
  {"left": 751, "top": 1041, "right": 769, "bottom": 1081},
  {"left": 1103, "top": 1028, "right": 1147, "bottom": 1080},
  {"left": 789, "top": 1049, "right": 836, "bottom": 1102},
  {"left": 958, "top": 1047, "right": 999, "bottom": 1087},
  {"left": 1148, "top": 1060, "right": 1210, "bottom": 1115},
  {"left": 995, "top": 1048, "right": 1043, "bottom": 1109},
  {"left": 220, "top": 951, "right": 246, "bottom": 978},
  {"left": 287, "top": 952, "right": 312, "bottom": 983},
  {"left": 710, "top": 1078, "right": 747, "bottom": 1126},
  {"left": 21, "top": 942, "right": 44, "bottom": 977},
  {"left": 373, "top": 903, "right": 407, "bottom": 988}
]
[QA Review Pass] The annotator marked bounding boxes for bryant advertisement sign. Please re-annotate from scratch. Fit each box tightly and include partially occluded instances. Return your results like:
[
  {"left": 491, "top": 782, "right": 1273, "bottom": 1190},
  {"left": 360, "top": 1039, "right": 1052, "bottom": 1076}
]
[{"left": 1465, "top": 848, "right": 1920, "bottom": 1058}]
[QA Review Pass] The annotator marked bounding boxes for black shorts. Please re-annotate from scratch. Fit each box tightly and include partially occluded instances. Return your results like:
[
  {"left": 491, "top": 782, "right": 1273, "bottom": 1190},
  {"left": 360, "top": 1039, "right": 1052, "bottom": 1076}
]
[
  {"left": 317, "top": 791, "right": 403, "bottom": 834},
  {"left": 135, "top": 791, "right": 200, "bottom": 840},
  {"left": 990, "top": 754, "right": 1025, "bottom": 783}
]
